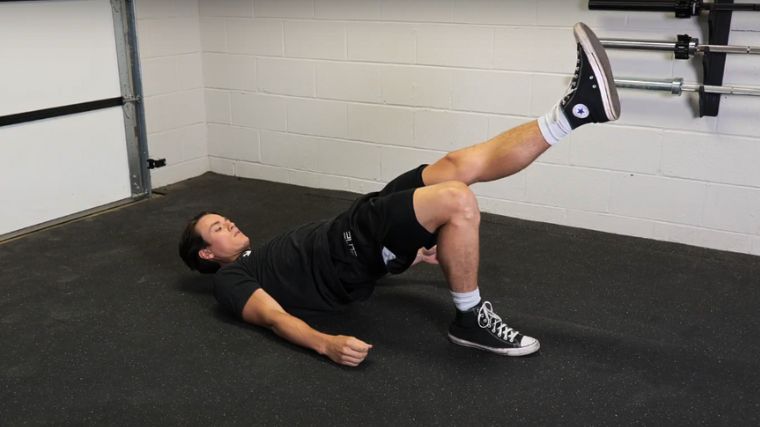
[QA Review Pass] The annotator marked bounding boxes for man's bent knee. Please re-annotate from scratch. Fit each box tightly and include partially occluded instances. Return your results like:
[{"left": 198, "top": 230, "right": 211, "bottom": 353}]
[{"left": 438, "top": 181, "right": 480, "bottom": 224}]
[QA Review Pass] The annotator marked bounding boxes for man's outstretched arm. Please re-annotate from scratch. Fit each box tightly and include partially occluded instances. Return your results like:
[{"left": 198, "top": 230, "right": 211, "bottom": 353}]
[{"left": 241, "top": 288, "right": 372, "bottom": 367}]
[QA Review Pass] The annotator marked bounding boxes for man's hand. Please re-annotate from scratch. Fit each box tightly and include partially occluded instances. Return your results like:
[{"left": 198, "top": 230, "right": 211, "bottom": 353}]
[
  {"left": 323, "top": 335, "right": 373, "bottom": 367},
  {"left": 412, "top": 245, "right": 438, "bottom": 266}
]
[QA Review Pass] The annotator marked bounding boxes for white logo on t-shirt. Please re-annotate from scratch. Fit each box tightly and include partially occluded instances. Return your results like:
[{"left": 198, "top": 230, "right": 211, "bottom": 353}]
[{"left": 242, "top": 250, "right": 251, "bottom": 257}]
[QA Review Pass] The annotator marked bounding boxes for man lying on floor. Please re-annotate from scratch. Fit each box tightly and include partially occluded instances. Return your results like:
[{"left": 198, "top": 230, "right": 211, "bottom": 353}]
[{"left": 178, "top": 23, "right": 621, "bottom": 367}]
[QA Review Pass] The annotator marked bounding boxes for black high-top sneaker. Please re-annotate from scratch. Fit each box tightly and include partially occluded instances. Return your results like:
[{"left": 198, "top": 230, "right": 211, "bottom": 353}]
[
  {"left": 561, "top": 22, "right": 621, "bottom": 128},
  {"left": 448, "top": 301, "right": 540, "bottom": 356}
]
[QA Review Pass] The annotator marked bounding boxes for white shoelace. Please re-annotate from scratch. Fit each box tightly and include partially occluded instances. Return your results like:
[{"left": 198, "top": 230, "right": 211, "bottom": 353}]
[
  {"left": 477, "top": 301, "right": 519, "bottom": 343},
  {"left": 561, "top": 44, "right": 583, "bottom": 106}
]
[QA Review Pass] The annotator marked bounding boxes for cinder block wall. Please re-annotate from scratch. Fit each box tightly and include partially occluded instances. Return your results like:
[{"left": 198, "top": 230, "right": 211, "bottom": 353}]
[
  {"left": 134, "top": 1, "right": 208, "bottom": 188},
  {"left": 148, "top": 0, "right": 760, "bottom": 256}
]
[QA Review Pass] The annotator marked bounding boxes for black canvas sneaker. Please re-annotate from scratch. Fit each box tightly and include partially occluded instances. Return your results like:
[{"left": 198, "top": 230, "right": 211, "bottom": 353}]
[
  {"left": 561, "top": 22, "right": 621, "bottom": 129},
  {"left": 448, "top": 301, "right": 540, "bottom": 356}
]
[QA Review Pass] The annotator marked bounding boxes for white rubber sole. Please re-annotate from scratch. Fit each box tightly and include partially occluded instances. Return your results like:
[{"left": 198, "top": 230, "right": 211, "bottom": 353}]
[
  {"left": 448, "top": 333, "right": 541, "bottom": 357},
  {"left": 573, "top": 22, "right": 621, "bottom": 121}
]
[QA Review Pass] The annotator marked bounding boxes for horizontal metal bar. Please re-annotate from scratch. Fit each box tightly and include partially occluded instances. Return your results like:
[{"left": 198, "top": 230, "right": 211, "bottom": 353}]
[
  {"left": 601, "top": 38, "right": 681, "bottom": 52},
  {"left": 0, "top": 97, "right": 124, "bottom": 127},
  {"left": 615, "top": 77, "right": 684, "bottom": 94},
  {"left": 602, "top": 37, "right": 760, "bottom": 55},
  {"left": 589, "top": 1, "right": 690, "bottom": 13},
  {"left": 615, "top": 77, "right": 760, "bottom": 96},
  {"left": 698, "top": 44, "right": 760, "bottom": 55}
]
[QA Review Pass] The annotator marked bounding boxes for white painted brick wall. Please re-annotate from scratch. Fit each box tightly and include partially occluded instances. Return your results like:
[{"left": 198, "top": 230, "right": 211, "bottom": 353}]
[
  {"left": 148, "top": 0, "right": 760, "bottom": 257},
  {"left": 136, "top": 0, "right": 208, "bottom": 188}
]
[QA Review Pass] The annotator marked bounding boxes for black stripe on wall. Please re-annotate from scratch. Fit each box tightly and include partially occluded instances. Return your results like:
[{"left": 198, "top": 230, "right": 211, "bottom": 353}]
[{"left": 0, "top": 97, "right": 125, "bottom": 127}]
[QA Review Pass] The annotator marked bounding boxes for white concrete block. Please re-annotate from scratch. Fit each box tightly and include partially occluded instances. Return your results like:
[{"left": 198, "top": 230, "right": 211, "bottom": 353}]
[
  {"left": 381, "top": 66, "right": 452, "bottom": 109},
  {"left": 316, "top": 62, "right": 382, "bottom": 103},
  {"left": 175, "top": 0, "right": 199, "bottom": 18},
  {"left": 672, "top": 56, "right": 703, "bottom": 84},
  {"left": 260, "top": 131, "right": 381, "bottom": 179},
  {"left": 146, "top": 129, "right": 183, "bottom": 164},
  {"left": 661, "top": 131, "right": 760, "bottom": 188},
  {"left": 177, "top": 53, "right": 204, "bottom": 91},
  {"left": 609, "top": 174, "right": 705, "bottom": 226},
  {"left": 488, "top": 115, "right": 570, "bottom": 166},
  {"left": 486, "top": 115, "right": 532, "bottom": 137},
  {"left": 347, "top": 104, "right": 414, "bottom": 146},
  {"left": 229, "top": 92, "right": 287, "bottom": 130},
  {"left": 140, "top": 56, "right": 178, "bottom": 97},
  {"left": 652, "top": 222, "right": 752, "bottom": 255},
  {"left": 476, "top": 197, "right": 567, "bottom": 225},
  {"left": 287, "top": 169, "right": 350, "bottom": 191},
  {"left": 732, "top": 12, "right": 760, "bottom": 31},
  {"left": 207, "top": 124, "right": 260, "bottom": 161},
  {"left": 530, "top": 73, "right": 569, "bottom": 117},
  {"left": 226, "top": 19, "right": 283, "bottom": 56},
  {"left": 379, "top": 146, "right": 443, "bottom": 182},
  {"left": 177, "top": 123, "right": 208, "bottom": 160},
  {"left": 451, "top": 0, "right": 537, "bottom": 25},
  {"left": 235, "top": 161, "right": 291, "bottom": 183},
  {"left": 526, "top": 164, "right": 612, "bottom": 212},
  {"left": 200, "top": 17, "right": 226, "bottom": 52},
  {"left": 209, "top": 157, "right": 236, "bottom": 176},
  {"left": 414, "top": 110, "right": 488, "bottom": 151},
  {"left": 716, "top": 95, "right": 760, "bottom": 138},
  {"left": 381, "top": 0, "right": 453, "bottom": 23},
  {"left": 347, "top": 178, "right": 385, "bottom": 194},
  {"left": 257, "top": 58, "right": 315, "bottom": 97},
  {"left": 284, "top": 21, "right": 345, "bottom": 60},
  {"left": 569, "top": 124, "right": 663, "bottom": 174},
  {"left": 471, "top": 169, "right": 528, "bottom": 201},
  {"left": 136, "top": 17, "right": 201, "bottom": 58},
  {"left": 452, "top": 70, "right": 532, "bottom": 115},
  {"left": 135, "top": 0, "right": 175, "bottom": 19},
  {"left": 202, "top": 53, "right": 257, "bottom": 91},
  {"left": 205, "top": 89, "right": 231, "bottom": 124},
  {"left": 625, "top": 12, "right": 704, "bottom": 32},
  {"left": 346, "top": 23, "right": 416, "bottom": 63},
  {"left": 287, "top": 98, "right": 347, "bottom": 138},
  {"left": 703, "top": 184, "right": 760, "bottom": 235},
  {"left": 535, "top": 0, "right": 626, "bottom": 29},
  {"left": 416, "top": 24, "right": 493, "bottom": 69},
  {"left": 144, "top": 89, "right": 205, "bottom": 134},
  {"left": 565, "top": 210, "right": 655, "bottom": 240},
  {"left": 151, "top": 157, "right": 209, "bottom": 188},
  {"left": 199, "top": 0, "right": 253, "bottom": 17},
  {"left": 615, "top": 89, "right": 718, "bottom": 133},
  {"left": 722, "top": 31, "right": 760, "bottom": 86},
  {"left": 316, "top": 0, "right": 382, "bottom": 20},
  {"left": 494, "top": 27, "right": 575, "bottom": 74},
  {"left": 254, "top": 0, "right": 314, "bottom": 18}
]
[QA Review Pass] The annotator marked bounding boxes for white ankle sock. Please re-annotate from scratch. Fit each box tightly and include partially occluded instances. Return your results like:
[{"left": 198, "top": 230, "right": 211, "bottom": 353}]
[
  {"left": 450, "top": 288, "right": 481, "bottom": 312},
  {"left": 538, "top": 102, "right": 573, "bottom": 145}
]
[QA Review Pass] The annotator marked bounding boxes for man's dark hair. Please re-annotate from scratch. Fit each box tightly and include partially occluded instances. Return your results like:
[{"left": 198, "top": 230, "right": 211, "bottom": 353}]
[{"left": 178, "top": 211, "right": 222, "bottom": 274}]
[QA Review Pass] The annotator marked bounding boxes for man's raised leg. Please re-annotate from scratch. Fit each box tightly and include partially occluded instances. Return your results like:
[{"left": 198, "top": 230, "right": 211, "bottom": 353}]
[{"left": 423, "top": 22, "right": 621, "bottom": 187}]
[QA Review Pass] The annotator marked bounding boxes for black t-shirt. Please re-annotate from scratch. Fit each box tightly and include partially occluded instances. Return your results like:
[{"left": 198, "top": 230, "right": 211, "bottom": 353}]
[{"left": 213, "top": 217, "right": 365, "bottom": 319}]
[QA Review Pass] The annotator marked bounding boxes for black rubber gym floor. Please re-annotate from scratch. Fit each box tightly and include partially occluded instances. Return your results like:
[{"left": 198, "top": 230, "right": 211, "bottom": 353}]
[{"left": 1, "top": 172, "right": 758, "bottom": 425}]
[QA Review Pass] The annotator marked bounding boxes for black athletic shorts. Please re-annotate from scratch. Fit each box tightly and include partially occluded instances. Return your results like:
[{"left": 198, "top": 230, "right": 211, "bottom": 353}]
[{"left": 328, "top": 164, "right": 438, "bottom": 300}]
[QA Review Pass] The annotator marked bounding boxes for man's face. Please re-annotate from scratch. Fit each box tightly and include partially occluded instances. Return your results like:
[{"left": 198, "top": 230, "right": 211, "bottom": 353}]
[{"left": 195, "top": 213, "right": 251, "bottom": 264}]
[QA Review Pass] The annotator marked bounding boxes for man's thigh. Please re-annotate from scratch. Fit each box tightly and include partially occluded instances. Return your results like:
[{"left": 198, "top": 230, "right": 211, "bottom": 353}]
[{"left": 376, "top": 164, "right": 428, "bottom": 197}]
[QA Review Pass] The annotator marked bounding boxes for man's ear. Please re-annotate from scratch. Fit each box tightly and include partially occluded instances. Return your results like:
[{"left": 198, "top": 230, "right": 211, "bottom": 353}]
[{"left": 198, "top": 247, "right": 214, "bottom": 261}]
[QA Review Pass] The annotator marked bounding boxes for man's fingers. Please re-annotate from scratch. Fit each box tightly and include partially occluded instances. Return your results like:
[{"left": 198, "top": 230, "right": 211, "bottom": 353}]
[
  {"left": 342, "top": 347, "right": 368, "bottom": 360},
  {"left": 347, "top": 338, "right": 372, "bottom": 352},
  {"left": 341, "top": 355, "right": 364, "bottom": 366}
]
